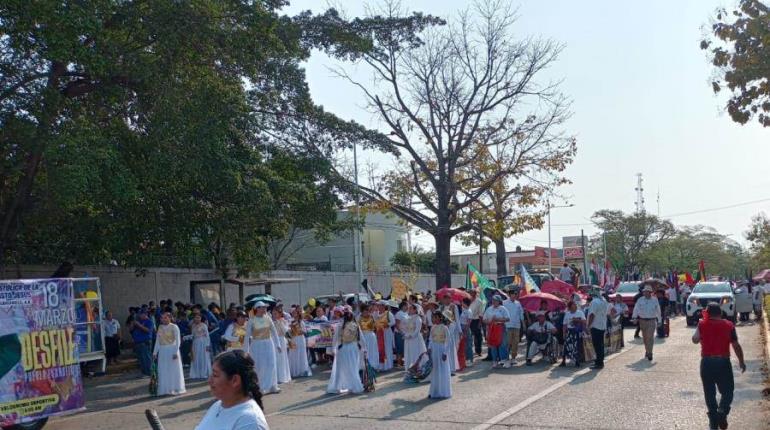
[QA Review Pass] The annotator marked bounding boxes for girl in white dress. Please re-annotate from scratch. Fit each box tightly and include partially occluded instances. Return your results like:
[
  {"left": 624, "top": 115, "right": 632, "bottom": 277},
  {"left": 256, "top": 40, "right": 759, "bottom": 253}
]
[
  {"left": 357, "top": 304, "right": 379, "bottom": 371},
  {"left": 327, "top": 309, "right": 365, "bottom": 394},
  {"left": 271, "top": 308, "right": 292, "bottom": 384},
  {"left": 403, "top": 303, "right": 426, "bottom": 369},
  {"left": 246, "top": 303, "right": 280, "bottom": 394},
  {"left": 428, "top": 311, "right": 452, "bottom": 399},
  {"left": 374, "top": 302, "right": 395, "bottom": 371},
  {"left": 189, "top": 314, "right": 212, "bottom": 379},
  {"left": 153, "top": 312, "right": 186, "bottom": 396},
  {"left": 222, "top": 312, "right": 248, "bottom": 352},
  {"left": 288, "top": 307, "right": 311, "bottom": 377}
]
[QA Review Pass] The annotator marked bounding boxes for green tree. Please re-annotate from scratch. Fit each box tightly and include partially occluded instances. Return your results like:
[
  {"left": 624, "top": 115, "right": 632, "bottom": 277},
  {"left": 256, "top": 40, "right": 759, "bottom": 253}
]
[
  {"left": 591, "top": 210, "right": 675, "bottom": 278},
  {"left": 746, "top": 212, "right": 770, "bottom": 268},
  {"left": 0, "top": 1, "right": 425, "bottom": 275},
  {"left": 642, "top": 226, "right": 748, "bottom": 278},
  {"left": 701, "top": 0, "right": 770, "bottom": 126}
]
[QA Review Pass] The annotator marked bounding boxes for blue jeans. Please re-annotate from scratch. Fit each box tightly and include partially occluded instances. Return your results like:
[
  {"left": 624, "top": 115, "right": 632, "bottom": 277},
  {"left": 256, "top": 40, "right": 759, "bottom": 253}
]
[
  {"left": 134, "top": 340, "right": 152, "bottom": 376},
  {"left": 490, "top": 345, "right": 505, "bottom": 362}
]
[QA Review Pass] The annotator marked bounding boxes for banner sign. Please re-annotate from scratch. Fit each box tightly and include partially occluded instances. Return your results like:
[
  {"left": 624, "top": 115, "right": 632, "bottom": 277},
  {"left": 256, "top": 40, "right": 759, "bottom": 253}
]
[
  {"left": 0, "top": 279, "right": 84, "bottom": 426},
  {"left": 305, "top": 321, "right": 340, "bottom": 349},
  {"left": 563, "top": 247, "right": 584, "bottom": 259}
]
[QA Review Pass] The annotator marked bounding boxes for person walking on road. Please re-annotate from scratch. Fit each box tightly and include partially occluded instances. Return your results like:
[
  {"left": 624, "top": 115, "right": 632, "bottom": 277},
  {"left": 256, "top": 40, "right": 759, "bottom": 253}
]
[
  {"left": 501, "top": 290, "right": 525, "bottom": 366},
  {"left": 692, "top": 303, "right": 746, "bottom": 430},
  {"left": 632, "top": 285, "right": 661, "bottom": 361},
  {"left": 587, "top": 290, "right": 608, "bottom": 369},
  {"left": 559, "top": 263, "right": 574, "bottom": 283}
]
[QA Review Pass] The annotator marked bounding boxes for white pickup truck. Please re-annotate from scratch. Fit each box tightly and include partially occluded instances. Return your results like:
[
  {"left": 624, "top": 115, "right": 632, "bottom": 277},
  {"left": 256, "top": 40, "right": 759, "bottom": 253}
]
[{"left": 685, "top": 282, "right": 736, "bottom": 326}]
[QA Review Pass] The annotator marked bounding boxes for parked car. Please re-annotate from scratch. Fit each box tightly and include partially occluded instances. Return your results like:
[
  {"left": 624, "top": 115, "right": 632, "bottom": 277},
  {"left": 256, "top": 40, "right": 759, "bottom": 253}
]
[
  {"left": 315, "top": 293, "right": 370, "bottom": 307},
  {"left": 686, "top": 282, "right": 736, "bottom": 326},
  {"left": 614, "top": 281, "right": 641, "bottom": 324}
]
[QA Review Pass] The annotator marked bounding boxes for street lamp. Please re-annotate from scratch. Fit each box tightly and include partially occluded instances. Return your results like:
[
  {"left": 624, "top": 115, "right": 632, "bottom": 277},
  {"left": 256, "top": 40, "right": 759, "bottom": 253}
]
[{"left": 547, "top": 202, "right": 575, "bottom": 274}]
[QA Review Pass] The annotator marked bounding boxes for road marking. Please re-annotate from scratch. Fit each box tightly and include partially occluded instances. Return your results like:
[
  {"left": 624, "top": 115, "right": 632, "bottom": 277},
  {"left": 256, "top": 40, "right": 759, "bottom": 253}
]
[{"left": 470, "top": 344, "right": 635, "bottom": 430}]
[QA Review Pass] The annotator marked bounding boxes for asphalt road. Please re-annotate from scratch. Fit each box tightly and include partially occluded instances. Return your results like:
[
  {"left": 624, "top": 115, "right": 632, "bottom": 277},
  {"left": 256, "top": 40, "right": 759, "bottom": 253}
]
[{"left": 47, "top": 318, "right": 769, "bottom": 430}]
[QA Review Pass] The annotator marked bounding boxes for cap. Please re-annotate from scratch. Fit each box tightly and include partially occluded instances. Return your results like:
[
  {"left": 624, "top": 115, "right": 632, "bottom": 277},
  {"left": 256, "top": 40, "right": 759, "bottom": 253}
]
[
  {"left": 643, "top": 285, "right": 653, "bottom": 292},
  {"left": 492, "top": 294, "right": 503, "bottom": 303},
  {"left": 253, "top": 301, "right": 268, "bottom": 308}
]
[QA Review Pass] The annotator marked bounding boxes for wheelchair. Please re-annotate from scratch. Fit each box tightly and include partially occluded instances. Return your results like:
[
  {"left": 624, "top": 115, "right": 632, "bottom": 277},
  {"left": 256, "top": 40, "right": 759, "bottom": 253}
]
[{"left": 527, "top": 331, "right": 559, "bottom": 364}]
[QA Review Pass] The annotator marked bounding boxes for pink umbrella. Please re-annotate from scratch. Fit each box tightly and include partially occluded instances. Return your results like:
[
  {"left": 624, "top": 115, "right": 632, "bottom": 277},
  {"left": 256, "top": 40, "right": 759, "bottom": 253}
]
[
  {"left": 518, "top": 292, "right": 567, "bottom": 313},
  {"left": 540, "top": 280, "right": 577, "bottom": 299},
  {"left": 436, "top": 287, "right": 471, "bottom": 304}
]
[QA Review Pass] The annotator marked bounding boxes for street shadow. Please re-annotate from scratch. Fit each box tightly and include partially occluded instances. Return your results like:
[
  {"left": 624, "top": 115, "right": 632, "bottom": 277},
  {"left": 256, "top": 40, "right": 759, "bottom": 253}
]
[
  {"left": 626, "top": 358, "right": 657, "bottom": 372},
  {"left": 568, "top": 369, "right": 599, "bottom": 385},
  {"left": 157, "top": 400, "right": 213, "bottom": 420},
  {"left": 387, "top": 396, "right": 436, "bottom": 421},
  {"left": 158, "top": 388, "right": 210, "bottom": 406}
]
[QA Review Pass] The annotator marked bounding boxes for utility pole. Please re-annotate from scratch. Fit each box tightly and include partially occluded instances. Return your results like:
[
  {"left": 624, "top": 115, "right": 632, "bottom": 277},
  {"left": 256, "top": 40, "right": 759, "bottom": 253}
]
[
  {"left": 547, "top": 201, "right": 552, "bottom": 274},
  {"left": 478, "top": 221, "right": 483, "bottom": 274},
  {"left": 635, "top": 173, "right": 645, "bottom": 214},
  {"left": 352, "top": 141, "right": 364, "bottom": 291},
  {"left": 581, "top": 229, "right": 589, "bottom": 285}
]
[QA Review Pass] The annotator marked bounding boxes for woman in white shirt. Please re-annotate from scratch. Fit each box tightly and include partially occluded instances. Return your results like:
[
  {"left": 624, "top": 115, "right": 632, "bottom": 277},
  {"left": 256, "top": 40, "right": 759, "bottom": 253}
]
[
  {"left": 559, "top": 301, "right": 585, "bottom": 368},
  {"left": 195, "top": 350, "right": 269, "bottom": 430}
]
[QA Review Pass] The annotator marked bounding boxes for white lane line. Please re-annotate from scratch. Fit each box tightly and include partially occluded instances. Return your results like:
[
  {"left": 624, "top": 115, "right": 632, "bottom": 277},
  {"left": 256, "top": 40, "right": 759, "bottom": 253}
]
[{"left": 470, "top": 344, "right": 635, "bottom": 430}]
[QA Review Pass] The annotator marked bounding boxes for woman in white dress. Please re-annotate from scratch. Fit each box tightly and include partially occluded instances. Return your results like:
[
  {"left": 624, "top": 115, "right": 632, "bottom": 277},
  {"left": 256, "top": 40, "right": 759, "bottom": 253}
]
[
  {"left": 327, "top": 309, "right": 365, "bottom": 394},
  {"left": 222, "top": 312, "right": 248, "bottom": 352},
  {"left": 271, "top": 307, "right": 292, "bottom": 384},
  {"left": 374, "top": 302, "right": 395, "bottom": 371},
  {"left": 428, "top": 311, "right": 452, "bottom": 399},
  {"left": 153, "top": 312, "right": 186, "bottom": 396},
  {"left": 288, "top": 307, "right": 311, "bottom": 377},
  {"left": 246, "top": 302, "right": 280, "bottom": 394},
  {"left": 357, "top": 304, "right": 379, "bottom": 371},
  {"left": 189, "top": 314, "right": 212, "bottom": 379},
  {"left": 403, "top": 303, "right": 426, "bottom": 369}
]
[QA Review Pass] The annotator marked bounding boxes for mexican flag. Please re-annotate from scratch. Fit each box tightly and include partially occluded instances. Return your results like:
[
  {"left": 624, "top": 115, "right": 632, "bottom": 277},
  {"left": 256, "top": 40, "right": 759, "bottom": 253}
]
[{"left": 466, "top": 263, "right": 495, "bottom": 305}]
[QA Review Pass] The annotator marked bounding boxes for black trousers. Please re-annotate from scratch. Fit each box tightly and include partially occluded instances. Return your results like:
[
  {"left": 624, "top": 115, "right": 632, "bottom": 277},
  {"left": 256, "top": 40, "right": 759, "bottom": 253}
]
[
  {"left": 700, "top": 357, "right": 734, "bottom": 428},
  {"left": 590, "top": 328, "right": 605, "bottom": 366},
  {"left": 470, "top": 319, "right": 483, "bottom": 355}
]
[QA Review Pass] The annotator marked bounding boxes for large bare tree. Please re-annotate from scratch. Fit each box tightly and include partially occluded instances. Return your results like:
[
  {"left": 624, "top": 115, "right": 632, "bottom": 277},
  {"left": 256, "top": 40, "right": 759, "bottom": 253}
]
[{"left": 331, "top": 1, "right": 575, "bottom": 288}]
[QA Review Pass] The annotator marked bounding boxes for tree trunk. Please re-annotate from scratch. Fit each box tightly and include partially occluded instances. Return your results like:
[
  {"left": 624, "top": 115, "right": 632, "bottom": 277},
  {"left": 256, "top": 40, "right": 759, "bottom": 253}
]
[
  {"left": 494, "top": 238, "right": 507, "bottom": 276},
  {"left": 434, "top": 229, "right": 452, "bottom": 291}
]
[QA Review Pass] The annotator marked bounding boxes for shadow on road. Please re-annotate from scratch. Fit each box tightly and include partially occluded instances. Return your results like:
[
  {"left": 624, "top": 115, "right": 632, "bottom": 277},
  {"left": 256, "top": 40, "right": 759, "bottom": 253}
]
[{"left": 625, "top": 358, "right": 657, "bottom": 372}]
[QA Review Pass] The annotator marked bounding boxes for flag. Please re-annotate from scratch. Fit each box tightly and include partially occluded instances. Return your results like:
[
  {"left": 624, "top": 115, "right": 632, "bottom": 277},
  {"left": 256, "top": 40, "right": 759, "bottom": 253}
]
[
  {"left": 466, "top": 263, "right": 494, "bottom": 305},
  {"left": 590, "top": 259, "right": 600, "bottom": 285},
  {"left": 697, "top": 260, "right": 706, "bottom": 283},
  {"left": 519, "top": 264, "right": 540, "bottom": 295}
]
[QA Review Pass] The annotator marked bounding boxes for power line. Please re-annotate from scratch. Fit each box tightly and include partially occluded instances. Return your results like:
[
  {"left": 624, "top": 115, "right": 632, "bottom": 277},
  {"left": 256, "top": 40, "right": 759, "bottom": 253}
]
[{"left": 662, "top": 197, "right": 770, "bottom": 219}]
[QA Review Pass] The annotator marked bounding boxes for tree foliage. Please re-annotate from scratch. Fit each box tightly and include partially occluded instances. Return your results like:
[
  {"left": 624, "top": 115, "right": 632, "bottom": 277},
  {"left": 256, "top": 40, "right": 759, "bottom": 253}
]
[
  {"left": 591, "top": 210, "right": 675, "bottom": 277},
  {"left": 0, "top": 0, "right": 425, "bottom": 275},
  {"left": 643, "top": 226, "right": 747, "bottom": 278},
  {"left": 746, "top": 212, "right": 770, "bottom": 268},
  {"left": 326, "top": 1, "right": 575, "bottom": 287},
  {"left": 390, "top": 247, "right": 458, "bottom": 274},
  {"left": 701, "top": 0, "right": 770, "bottom": 126}
]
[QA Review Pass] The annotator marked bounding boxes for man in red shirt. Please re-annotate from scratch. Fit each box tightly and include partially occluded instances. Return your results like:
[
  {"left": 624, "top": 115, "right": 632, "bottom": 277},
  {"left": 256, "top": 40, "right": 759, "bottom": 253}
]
[{"left": 692, "top": 303, "right": 746, "bottom": 430}]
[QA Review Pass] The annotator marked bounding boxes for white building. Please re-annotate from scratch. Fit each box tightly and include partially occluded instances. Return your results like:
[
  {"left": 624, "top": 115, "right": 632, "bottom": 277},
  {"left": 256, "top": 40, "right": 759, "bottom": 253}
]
[{"left": 270, "top": 210, "right": 408, "bottom": 272}]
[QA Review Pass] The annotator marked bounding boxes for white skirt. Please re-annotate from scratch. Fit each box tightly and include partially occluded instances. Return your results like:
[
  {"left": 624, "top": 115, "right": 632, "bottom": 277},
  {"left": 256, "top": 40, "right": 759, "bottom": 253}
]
[
  {"left": 428, "top": 341, "right": 452, "bottom": 399},
  {"left": 404, "top": 334, "right": 426, "bottom": 369},
  {"left": 446, "top": 323, "right": 459, "bottom": 372},
  {"left": 156, "top": 344, "right": 186, "bottom": 396},
  {"left": 249, "top": 338, "right": 278, "bottom": 393},
  {"left": 327, "top": 342, "right": 364, "bottom": 394},
  {"left": 288, "top": 335, "right": 312, "bottom": 377},
  {"left": 275, "top": 336, "right": 292, "bottom": 384},
  {"left": 189, "top": 337, "right": 212, "bottom": 379},
  {"left": 361, "top": 331, "right": 379, "bottom": 370}
]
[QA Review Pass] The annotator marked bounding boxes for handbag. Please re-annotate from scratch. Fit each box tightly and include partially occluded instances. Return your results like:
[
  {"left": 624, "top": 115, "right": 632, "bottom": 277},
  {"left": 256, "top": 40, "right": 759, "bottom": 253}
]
[{"left": 487, "top": 323, "right": 504, "bottom": 347}]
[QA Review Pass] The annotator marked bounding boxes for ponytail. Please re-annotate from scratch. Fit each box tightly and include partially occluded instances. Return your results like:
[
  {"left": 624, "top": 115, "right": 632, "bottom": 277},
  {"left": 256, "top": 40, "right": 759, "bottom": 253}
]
[{"left": 213, "top": 350, "right": 264, "bottom": 410}]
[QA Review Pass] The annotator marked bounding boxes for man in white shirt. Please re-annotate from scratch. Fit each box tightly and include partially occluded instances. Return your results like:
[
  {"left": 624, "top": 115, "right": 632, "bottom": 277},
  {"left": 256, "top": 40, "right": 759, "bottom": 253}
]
[
  {"left": 483, "top": 295, "right": 510, "bottom": 368},
  {"left": 632, "top": 285, "right": 662, "bottom": 361},
  {"left": 667, "top": 285, "right": 678, "bottom": 317},
  {"left": 526, "top": 312, "right": 557, "bottom": 365},
  {"left": 559, "top": 263, "right": 574, "bottom": 282},
  {"left": 587, "top": 291, "right": 608, "bottom": 369},
  {"left": 468, "top": 290, "right": 484, "bottom": 357},
  {"left": 502, "top": 290, "right": 525, "bottom": 366}
]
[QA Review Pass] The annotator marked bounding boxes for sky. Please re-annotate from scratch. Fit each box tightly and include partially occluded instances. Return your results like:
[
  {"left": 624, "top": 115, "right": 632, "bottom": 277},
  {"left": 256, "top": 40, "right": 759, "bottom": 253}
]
[{"left": 284, "top": 0, "right": 770, "bottom": 254}]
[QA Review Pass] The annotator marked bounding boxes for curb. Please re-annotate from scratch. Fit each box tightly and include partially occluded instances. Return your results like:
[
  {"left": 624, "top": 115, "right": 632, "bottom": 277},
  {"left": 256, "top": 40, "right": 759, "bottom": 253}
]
[{"left": 764, "top": 311, "right": 770, "bottom": 373}]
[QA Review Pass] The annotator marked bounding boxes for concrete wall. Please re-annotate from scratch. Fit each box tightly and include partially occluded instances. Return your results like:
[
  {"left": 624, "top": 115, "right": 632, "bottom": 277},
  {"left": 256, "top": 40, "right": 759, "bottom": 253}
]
[{"left": 1, "top": 265, "right": 465, "bottom": 337}]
